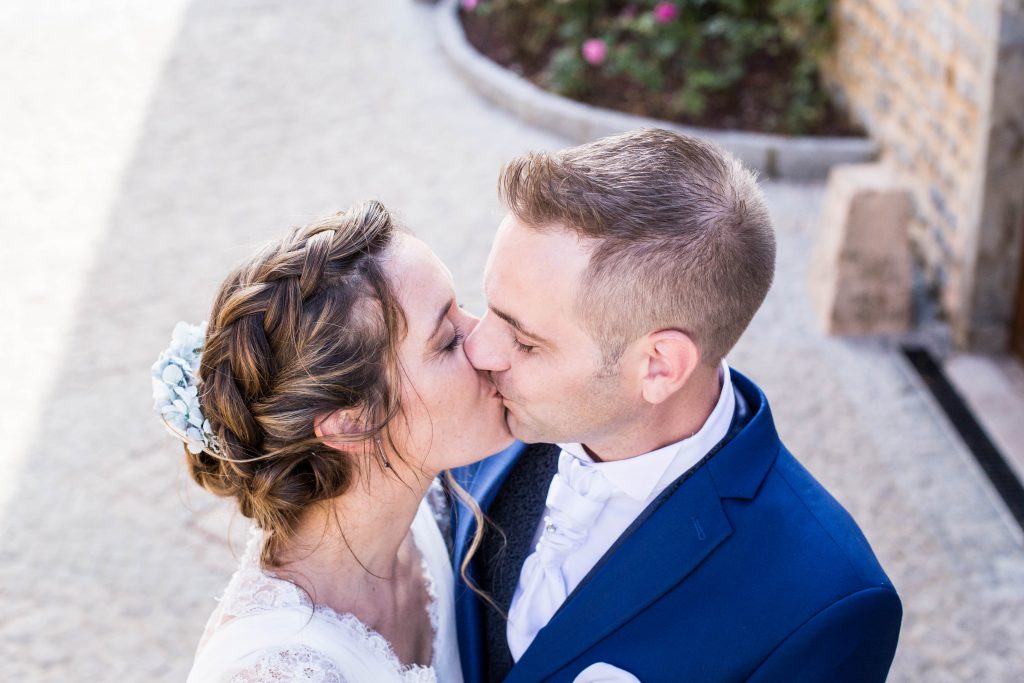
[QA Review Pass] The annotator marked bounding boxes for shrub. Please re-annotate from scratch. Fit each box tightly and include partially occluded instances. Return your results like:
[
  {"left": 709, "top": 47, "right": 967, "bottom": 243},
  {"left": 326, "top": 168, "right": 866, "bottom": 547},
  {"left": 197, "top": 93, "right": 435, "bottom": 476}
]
[{"left": 461, "top": 0, "right": 844, "bottom": 135}]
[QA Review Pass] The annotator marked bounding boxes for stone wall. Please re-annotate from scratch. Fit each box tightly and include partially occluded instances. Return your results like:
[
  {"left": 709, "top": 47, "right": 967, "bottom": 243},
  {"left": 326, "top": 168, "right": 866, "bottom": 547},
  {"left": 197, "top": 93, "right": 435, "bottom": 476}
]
[
  {"left": 963, "top": 3, "right": 1024, "bottom": 349},
  {"left": 823, "top": 0, "right": 1023, "bottom": 351}
]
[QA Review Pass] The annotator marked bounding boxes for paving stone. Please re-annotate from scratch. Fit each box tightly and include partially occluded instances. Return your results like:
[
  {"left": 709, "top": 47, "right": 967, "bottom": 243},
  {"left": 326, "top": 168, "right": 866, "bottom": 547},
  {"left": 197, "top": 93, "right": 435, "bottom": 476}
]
[{"left": 1, "top": 1, "right": 1022, "bottom": 682}]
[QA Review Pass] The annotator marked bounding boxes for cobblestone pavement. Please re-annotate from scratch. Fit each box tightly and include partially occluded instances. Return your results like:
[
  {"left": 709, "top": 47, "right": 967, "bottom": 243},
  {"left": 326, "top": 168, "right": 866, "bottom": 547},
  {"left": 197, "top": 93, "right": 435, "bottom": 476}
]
[{"left": 2, "top": 1, "right": 1022, "bottom": 681}]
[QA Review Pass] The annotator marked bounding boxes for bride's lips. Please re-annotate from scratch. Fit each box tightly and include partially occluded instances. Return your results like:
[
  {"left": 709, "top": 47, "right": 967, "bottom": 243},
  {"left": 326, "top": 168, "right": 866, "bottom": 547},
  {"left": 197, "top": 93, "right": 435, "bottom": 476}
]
[{"left": 488, "top": 379, "right": 504, "bottom": 400}]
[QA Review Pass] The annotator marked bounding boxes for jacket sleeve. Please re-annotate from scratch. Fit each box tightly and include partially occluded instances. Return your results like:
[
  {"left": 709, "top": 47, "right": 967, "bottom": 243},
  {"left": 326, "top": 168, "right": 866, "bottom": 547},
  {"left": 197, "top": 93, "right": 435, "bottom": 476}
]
[{"left": 745, "top": 586, "right": 903, "bottom": 683}]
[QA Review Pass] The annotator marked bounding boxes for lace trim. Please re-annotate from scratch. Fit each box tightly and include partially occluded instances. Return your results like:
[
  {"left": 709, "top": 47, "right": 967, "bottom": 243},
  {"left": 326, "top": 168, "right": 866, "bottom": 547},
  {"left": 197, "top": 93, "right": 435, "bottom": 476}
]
[
  {"left": 215, "top": 528, "right": 309, "bottom": 622},
  {"left": 420, "top": 551, "right": 440, "bottom": 645},
  {"left": 305, "top": 605, "right": 437, "bottom": 682},
  {"left": 228, "top": 645, "right": 348, "bottom": 683},
  {"left": 425, "top": 478, "right": 453, "bottom": 554},
  {"left": 205, "top": 522, "right": 440, "bottom": 682}
]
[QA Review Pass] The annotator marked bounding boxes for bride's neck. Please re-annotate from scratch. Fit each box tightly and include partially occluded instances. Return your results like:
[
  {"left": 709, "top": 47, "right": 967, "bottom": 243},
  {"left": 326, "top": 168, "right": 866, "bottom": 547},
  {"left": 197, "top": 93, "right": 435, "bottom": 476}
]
[{"left": 272, "top": 461, "right": 437, "bottom": 601}]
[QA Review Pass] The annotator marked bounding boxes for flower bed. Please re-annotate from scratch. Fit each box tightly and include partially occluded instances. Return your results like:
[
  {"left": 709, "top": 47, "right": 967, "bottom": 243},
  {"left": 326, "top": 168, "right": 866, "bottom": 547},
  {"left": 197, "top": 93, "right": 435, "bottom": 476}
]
[{"left": 459, "top": 0, "right": 862, "bottom": 137}]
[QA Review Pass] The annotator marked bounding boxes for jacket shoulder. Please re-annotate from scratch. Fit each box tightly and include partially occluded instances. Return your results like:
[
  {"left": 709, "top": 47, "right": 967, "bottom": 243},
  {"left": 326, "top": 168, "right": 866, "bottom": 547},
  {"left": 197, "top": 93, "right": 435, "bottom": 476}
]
[
  {"left": 765, "top": 448, "right": 894, "bottom": 589},
  {"left": 746, "top": 585, "right": 902, "bottom": 683}
]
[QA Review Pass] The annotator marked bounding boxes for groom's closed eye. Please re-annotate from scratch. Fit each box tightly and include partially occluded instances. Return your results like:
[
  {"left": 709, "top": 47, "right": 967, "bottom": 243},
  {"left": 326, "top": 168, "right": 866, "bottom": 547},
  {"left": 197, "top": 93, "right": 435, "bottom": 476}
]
[
  {"left": 489, "top": 305, "right": 550, "bottom": 349},
  {"left": 512, "top": 337, "right": 537, "bottom": 354}
]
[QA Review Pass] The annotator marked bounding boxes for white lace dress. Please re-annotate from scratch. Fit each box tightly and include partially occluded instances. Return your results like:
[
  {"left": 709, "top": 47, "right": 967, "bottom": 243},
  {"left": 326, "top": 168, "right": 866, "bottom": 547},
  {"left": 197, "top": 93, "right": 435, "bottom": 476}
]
[{"left": 186, "top": 498, "right": 463, "bottom": 683}]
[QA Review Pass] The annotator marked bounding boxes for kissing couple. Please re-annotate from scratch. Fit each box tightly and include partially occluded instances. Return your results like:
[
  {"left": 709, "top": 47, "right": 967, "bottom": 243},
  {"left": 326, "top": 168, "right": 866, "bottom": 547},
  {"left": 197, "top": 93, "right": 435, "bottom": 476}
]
[{"left": 153, "top": 129, "right": 902, "bottom": 682}]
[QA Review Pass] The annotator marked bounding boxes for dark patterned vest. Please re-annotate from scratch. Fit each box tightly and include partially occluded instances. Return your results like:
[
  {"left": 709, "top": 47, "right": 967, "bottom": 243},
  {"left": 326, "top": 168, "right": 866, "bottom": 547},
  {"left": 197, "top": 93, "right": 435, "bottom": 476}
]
[{"left": 477, "top": 443, "right": 560, "bottom": 683}]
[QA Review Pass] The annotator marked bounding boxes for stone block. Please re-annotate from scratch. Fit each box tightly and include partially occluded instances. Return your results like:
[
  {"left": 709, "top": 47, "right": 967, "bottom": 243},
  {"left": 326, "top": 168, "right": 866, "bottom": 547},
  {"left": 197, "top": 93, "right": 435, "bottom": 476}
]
[{"left": 808, "top": 163, "right": 915, "bottom": 335}]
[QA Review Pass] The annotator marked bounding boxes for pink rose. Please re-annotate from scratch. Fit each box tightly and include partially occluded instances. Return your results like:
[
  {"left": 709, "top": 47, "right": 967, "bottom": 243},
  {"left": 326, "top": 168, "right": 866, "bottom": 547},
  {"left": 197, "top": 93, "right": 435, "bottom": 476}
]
[
  {"left": 461, "top": 0, "right": 479, "bottom": 10},
  {"left": 581, "top": 38, "right": 608, "bottom": 66},
  {"left": 653, "top": 2, "right": 679, "bottom": 23}
]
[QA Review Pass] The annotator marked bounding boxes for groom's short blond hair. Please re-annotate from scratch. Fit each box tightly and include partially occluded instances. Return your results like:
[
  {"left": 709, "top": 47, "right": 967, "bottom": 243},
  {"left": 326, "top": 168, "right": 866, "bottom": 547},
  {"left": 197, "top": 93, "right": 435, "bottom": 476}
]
[{"left": 498, "top": 128, "right": 776, "bottom": 368}]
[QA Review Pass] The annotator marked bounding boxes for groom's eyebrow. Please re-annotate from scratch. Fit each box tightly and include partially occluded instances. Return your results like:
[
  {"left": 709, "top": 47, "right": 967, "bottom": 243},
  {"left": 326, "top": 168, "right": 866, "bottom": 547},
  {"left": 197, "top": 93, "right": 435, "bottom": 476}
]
[{"left": 490, "top": 306, "right": 549, "bottom": 345}]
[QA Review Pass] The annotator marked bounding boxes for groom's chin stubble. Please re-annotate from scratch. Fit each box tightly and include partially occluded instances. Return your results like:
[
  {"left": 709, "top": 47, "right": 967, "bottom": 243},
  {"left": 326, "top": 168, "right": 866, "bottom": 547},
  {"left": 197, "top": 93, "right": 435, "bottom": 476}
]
[
  {"left": 504, "top": 408, "right": 544, "bottom": 445},
  {"left": 503, "top": 406, "right": 526, "bottom": 441}
]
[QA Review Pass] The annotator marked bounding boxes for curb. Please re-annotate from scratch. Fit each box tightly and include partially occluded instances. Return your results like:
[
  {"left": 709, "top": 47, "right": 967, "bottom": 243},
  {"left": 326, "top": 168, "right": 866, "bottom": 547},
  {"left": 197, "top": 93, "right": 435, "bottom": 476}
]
[{"left": 435, "top": 0, "right": 878, "bottom": 180}]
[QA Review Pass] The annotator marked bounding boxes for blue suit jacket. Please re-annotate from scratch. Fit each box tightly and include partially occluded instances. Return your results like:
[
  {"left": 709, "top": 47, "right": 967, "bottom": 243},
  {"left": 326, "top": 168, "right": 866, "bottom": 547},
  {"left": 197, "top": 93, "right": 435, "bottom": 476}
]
[{"left": 451, "top": 370, "right": 901, "bottom": 682}]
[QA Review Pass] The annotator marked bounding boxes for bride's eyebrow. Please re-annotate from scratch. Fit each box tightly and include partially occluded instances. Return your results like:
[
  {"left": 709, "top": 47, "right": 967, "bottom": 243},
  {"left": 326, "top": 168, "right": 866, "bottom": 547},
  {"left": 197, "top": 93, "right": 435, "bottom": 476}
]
[{"left": 427, "top": 298, "right": 455, "bottom": 341}]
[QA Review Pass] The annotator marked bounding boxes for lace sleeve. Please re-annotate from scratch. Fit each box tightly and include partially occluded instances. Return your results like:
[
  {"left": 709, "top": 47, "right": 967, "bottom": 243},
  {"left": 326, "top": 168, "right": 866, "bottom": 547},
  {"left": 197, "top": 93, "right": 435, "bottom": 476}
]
[{"left": 227, "top": 645, "right": 349, "bottom": 683}]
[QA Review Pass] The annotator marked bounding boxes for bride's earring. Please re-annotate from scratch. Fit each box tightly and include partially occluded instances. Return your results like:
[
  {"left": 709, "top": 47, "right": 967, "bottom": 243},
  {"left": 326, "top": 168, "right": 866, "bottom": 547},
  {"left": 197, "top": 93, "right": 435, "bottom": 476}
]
[{"left": 374, "top": 434, "right": 391, "bottom": 469}]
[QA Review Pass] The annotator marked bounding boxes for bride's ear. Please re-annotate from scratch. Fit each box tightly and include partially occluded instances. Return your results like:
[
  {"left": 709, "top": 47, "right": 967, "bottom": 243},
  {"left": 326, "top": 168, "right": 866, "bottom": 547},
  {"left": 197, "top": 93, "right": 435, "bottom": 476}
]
[{"left": 314, "top": 409, "right": 369, "bottom": 450}]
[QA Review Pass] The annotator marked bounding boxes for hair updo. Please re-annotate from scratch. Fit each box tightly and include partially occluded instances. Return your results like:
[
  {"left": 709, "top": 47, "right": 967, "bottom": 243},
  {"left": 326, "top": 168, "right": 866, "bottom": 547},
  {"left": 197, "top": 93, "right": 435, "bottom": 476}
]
[{"left": 189, "top": 200, "right": 406, "bottom": 566}]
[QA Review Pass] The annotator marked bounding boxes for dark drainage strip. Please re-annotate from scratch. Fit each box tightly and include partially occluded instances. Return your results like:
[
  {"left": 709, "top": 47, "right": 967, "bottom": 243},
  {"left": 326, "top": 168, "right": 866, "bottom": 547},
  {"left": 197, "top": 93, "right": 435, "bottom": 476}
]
[{"left": 903, "top": 346, "right": 1024, "bottom": 533}]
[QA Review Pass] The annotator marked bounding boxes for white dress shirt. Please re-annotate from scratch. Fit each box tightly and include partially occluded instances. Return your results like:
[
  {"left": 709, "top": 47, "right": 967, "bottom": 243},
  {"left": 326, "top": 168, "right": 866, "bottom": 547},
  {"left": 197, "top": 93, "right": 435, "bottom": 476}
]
[{"left": 507, "top": 361, "right": 736, "bottom": 659}]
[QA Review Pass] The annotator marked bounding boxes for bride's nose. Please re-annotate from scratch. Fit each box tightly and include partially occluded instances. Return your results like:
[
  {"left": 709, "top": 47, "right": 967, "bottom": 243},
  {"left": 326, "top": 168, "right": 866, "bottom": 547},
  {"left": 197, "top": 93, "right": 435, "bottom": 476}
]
[{"left": 457, "top": 306, "right": 480, "bottom": 333}]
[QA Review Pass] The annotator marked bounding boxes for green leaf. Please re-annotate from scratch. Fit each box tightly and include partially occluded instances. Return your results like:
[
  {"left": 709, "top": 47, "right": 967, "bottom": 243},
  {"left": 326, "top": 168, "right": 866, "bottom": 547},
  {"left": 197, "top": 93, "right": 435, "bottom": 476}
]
[
  {"left": 670, "top": 86, "right": 708, "bottom": 117},
  {"left": 653, "top": 37, "right": 678, "bottom": 58}
]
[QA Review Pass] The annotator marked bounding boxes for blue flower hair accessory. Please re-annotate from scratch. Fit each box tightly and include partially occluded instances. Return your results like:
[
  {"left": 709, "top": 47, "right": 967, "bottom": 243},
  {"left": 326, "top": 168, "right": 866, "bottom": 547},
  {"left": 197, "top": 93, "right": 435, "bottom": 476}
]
[{"left": 151, "top": 321, "right": 222, "bottom": 456}]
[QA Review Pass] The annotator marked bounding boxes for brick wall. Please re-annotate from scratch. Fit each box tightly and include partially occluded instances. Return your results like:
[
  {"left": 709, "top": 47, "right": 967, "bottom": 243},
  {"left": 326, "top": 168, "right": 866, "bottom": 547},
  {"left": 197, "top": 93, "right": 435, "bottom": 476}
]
[
  {"left": 966, "top": 2, "right": 1024, "bottom": 350},
  {"left": 822, "top": 0, "right": 1022, "bottom": 349}
]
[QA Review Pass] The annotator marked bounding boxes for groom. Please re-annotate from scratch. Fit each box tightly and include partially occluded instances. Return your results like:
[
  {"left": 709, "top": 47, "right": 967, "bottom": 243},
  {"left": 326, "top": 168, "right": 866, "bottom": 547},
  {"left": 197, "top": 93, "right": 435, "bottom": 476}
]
[{"left": 451, "top": 128, "right": 901, "bottom": 682}]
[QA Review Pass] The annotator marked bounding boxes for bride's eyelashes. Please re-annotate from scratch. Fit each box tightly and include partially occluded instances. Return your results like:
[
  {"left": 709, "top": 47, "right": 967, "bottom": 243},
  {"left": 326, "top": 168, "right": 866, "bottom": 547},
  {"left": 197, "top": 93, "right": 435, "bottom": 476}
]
[{"left": 442, "top": 329, "right": 465, "bottom": 354}]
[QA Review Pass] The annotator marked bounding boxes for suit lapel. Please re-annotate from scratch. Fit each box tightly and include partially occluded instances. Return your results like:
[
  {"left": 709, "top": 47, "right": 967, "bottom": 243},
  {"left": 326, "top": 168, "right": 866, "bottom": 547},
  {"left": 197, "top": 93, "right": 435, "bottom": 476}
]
[
  {"left": 508, "top": 465, "right": 733, "bottom": 682},
  {"left": 452, "top": 441, "right": 526, "bottom": 573},
  {"left": 451, "top": 441, "right": 530, "bottom": 683},
  {"left": 507, "top": 371, "right": 777, "bottom": 682}
]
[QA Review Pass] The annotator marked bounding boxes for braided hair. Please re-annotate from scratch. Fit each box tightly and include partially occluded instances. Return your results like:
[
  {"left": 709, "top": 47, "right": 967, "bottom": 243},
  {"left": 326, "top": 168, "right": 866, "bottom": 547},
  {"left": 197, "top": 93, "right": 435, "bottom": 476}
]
[{"left": 190, "top": 200, "right": 407, "bottom": 567}]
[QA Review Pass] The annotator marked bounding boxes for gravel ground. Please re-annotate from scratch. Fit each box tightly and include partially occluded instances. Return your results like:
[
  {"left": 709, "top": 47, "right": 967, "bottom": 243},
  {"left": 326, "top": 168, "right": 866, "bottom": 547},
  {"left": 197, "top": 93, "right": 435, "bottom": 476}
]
[{"left": 1, "top": 1, "right": 1021, "bottom": 681}]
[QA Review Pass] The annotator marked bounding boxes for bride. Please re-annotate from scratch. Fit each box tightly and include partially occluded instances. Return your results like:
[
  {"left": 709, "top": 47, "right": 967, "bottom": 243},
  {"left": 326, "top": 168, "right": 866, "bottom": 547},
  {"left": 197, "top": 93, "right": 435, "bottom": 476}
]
[{"left": 151, "top": 200, "right": 512, "bottom": 682}]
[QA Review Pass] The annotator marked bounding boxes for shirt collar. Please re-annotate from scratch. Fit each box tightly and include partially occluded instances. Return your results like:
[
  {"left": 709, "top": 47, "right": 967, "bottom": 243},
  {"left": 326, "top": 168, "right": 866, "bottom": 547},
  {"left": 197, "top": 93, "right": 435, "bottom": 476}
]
[{"left": 558, "top": 360, "right": 734, "bottom": 503}]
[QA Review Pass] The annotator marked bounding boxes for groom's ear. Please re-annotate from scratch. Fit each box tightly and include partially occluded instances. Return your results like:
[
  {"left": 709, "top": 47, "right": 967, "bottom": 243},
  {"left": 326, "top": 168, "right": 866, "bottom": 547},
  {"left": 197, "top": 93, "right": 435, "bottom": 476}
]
[{"left": 637, "top": 330, "right": 700, "bottom": 405}]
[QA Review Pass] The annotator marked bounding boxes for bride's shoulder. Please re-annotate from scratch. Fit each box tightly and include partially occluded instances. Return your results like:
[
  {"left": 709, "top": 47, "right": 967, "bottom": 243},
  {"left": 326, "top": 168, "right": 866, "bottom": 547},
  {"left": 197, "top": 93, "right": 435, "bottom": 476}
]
[
  {"left": 204, "top": 528, "right": 308, "bottom": 630},
  {"left": 227, "top": 645, "right": 349, "bottom": 683},
  {"left": 191, "top": 527, "right": 409, "bottom": 683}
]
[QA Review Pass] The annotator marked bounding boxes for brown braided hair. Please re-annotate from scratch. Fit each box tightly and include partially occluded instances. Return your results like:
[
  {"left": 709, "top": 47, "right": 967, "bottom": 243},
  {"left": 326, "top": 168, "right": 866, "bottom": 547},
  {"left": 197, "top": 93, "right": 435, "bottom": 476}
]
[{"left": 190, "top": 200, "right": 408, "bottom": 567}]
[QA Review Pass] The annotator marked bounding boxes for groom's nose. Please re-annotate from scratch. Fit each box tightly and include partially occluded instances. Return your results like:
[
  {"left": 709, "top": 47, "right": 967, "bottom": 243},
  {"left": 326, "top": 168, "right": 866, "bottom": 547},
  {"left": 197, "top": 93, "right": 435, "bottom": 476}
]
[{"left": 465, "top": 310, "right": 510, "bottom": 372}]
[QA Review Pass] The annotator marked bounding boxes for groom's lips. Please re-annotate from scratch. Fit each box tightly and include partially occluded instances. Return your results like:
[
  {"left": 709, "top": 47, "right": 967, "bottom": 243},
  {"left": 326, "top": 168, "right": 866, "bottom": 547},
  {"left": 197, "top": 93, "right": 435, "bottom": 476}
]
[
  {"left": 488, "top": 375, "right": 512, "bottom": 404},
  {"left": 488, "top": 378, "right": 504, "bottom": 400}
]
